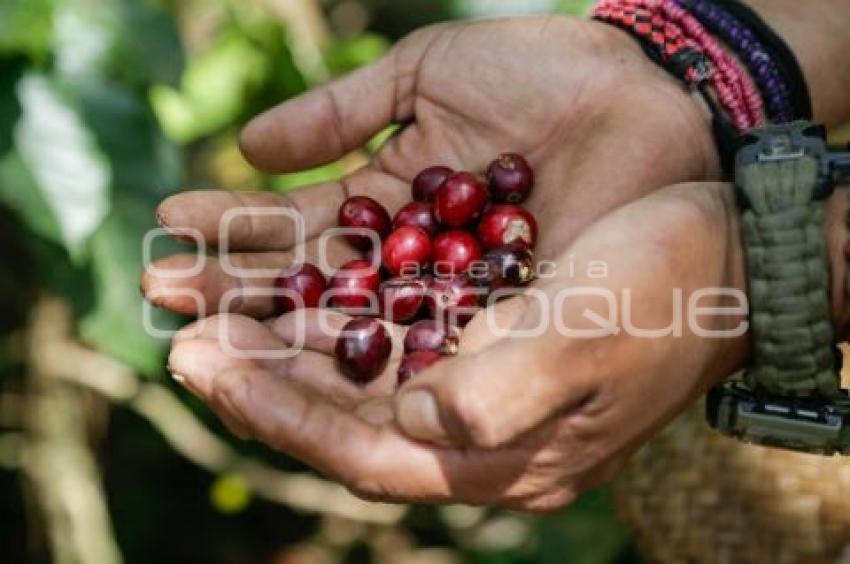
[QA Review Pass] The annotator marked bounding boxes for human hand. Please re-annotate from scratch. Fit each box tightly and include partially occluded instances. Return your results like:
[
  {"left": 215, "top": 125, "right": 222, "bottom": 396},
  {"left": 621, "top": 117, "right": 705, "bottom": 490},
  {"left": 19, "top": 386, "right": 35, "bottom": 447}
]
[
  {"left": 166, "top": 182, "right": 765, "bottom": 511},
  {"left": 143, "top": 15, "right": 720, "bottom": 319}
]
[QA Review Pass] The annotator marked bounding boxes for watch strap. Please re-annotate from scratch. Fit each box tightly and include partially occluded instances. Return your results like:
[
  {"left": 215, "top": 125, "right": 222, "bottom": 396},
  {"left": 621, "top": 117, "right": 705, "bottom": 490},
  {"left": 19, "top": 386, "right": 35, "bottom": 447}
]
[{"left": 739, "top": 152, "right": 839, "bottom": 398}]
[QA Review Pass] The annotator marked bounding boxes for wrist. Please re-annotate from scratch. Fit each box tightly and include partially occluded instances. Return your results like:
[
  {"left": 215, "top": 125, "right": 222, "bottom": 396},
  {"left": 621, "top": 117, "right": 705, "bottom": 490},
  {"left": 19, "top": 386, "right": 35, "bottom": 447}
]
[
  {"left": 743, "top": 0, "right": 850, "bottom": 126},
  {"left": 825, "top": 187, "right": 850, "bottom": 337}
]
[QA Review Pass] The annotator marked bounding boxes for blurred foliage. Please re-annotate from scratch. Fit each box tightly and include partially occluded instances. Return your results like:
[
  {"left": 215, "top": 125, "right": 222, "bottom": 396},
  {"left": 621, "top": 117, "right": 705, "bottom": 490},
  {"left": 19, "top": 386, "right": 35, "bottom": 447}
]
[{"left": 0, "top": 0, "right": 631, "bottom": 562}]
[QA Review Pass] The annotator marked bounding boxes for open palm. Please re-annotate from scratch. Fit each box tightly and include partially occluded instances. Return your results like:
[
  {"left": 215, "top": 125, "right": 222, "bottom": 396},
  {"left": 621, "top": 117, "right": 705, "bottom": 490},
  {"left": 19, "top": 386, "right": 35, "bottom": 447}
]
[
  {"left": 145, "top": 15, "right": 719, "bottom": 320},
  {"left": 143, "top": 15, "right": 731, "bottom": 510}
]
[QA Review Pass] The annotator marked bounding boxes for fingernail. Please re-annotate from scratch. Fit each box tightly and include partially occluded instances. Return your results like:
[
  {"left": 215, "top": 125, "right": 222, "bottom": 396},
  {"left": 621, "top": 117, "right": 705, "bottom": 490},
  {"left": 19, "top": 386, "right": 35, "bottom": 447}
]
[
  {"left": 168, "top": 342, "right": 212, "bottom": 397},
  {"left": 155, "top": 206, "right": 169, "bottom": 228},
  {"left": 396, "top": 390, "right": 446, "bottom": 443}
]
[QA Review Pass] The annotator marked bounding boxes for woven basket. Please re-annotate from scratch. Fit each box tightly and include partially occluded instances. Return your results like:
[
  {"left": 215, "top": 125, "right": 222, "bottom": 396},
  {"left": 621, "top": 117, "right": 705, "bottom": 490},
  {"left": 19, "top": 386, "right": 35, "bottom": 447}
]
[{"left": 615, "top": 389, "right": 850, "bottom": 564}]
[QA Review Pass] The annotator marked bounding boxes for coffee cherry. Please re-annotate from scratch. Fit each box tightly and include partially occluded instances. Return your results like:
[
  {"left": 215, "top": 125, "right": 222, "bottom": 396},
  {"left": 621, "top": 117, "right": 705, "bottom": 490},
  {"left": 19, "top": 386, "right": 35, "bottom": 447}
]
[
  {"left": 425, "top": 275, "right": 480, "bottom": 326},
  {"left": 486, "top": 153, "right": 534, "bottom": 203},
  {"left": 404, "top": 320, "right": 460, "bottom": 355},
  {"left": 379, "top": 277, "right": 427, "bottom": 323},
  {"left": 382, "top": 226, "right": 432, "bottom": 277},
  {"left": 412, "top": 166, "right": 453, "bottom": 202},
  {"left": 393, "top": 202, "right": 440, "bottom": 237},
  {"left": 471, "top": 243, "right": 535, "bottom": 291},
  {"left": 434, "top": 172, "right": 489, "bottom": 227},
  {"left": 477, "top": 204, "right": 538, "bottom": 250},
  {"left": 398, "top": 352, "right": 442, "bottom": 385},
  {"left": 329, "top": 259, "right": 381, "bottom": 311},
  {"left": 274, "top": 263, "right": 328, "bottom": 313},
  {"left": 338, "top": 196, "right": 392, "bottom": 251},
  {"left": 335, "top": 317, "right": 392, "bottom": 384},
  {"left": 432, "top": 230, "right": 482, "bottom": 275}
]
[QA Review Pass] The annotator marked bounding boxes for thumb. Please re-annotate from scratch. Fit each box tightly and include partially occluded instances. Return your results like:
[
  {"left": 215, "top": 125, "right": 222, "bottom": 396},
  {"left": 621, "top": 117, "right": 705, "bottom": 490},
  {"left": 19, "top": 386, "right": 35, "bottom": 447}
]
[
  {"left": 238, "top": 26, "right": 444, "bottom": 173},
  {"left": 394, "top": 337, "right": 594, "bottom": 449}
]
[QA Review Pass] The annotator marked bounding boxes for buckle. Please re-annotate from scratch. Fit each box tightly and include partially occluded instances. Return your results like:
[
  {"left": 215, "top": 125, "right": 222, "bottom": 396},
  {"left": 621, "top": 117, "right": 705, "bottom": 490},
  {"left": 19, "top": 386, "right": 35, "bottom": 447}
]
[
  {"left": 735, "top": 121, "right": 835, "bottom": 208},
  {"left": 706, "top": 383, "right": 850, "bottom": 455}
]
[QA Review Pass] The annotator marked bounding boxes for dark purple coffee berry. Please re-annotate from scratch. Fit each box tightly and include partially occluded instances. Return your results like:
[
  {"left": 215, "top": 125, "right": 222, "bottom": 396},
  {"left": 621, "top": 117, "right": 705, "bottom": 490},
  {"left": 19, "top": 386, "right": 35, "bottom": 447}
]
[
  {"left": 335, "top": 317, "right": 392, "bottom": 384},
  {"left": 412, "top": 166, "right": 453, "bottom": 202},
  {"left": 486, "top": 153, "right": 534, "bottom": 203},
  {"left": 338, "top": 196, "right": 392, "bottom": 251},
  {"left": 471, "top": 243, "right": 535, "bottom": 291}
]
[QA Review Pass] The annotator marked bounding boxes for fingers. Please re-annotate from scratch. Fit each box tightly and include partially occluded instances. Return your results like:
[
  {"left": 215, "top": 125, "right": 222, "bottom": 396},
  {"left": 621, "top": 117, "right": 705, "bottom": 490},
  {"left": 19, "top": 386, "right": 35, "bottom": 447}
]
[
  {"left": 201, "top": 367, "right": 456, "bottom": 502},
  {"left": 190, "top": 364, "right": 545, "bottom": 505},
  {"left": 157, "top": 184, "right": 343, "bottom": 252},
  {"left": 394, "top": 337, "right": 595, "bottom": 450},
  {"left": 142, "top": 238, "right": 358, "bottom": 318},
  {"left": 172, "top": 317, "right": 584, "bottom": 507},
  {"left": 266, "top": 308, "right": 407, "bottom": 356},
  {"left": 157, "top": 169, "right": 411, "bottom": 252},
  {"left": 169, "top": 314, "right": 393, "bottom": 407},
  {"left": 238, "top": 52, "right": 407, "bottom": 173}
]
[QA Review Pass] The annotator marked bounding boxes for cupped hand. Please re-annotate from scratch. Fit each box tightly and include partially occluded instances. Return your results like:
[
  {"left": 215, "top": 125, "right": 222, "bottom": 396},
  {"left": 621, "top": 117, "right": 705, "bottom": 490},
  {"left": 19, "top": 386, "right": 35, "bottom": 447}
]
[
  {"left": 143, "top": 15, "right": 720, "bottom": 319},
  {"left": 167, "top": 182, "right": 752, "bottom": 511}
]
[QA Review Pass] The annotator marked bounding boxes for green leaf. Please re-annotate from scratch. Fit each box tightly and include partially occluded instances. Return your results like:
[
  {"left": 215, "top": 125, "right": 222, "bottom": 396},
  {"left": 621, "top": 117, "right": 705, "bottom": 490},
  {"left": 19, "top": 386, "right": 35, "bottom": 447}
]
[
  {"left": 272, "top": 162, "right": 345, "bottom": 192},
  {"left": 0, "top": 57, "right": 26, "bottom": 155},
  {"left": 80, "top": 194, "right": 181, "bottom": 377},
  {"left": 533, "top": 488, "right": 633, "bottom": 564},
  {"left": 325, "top": 33, "right": 390, "bottom": 76},
  {"left": 0, "top": 151, "right": 62, "bottom": 244},
  {"left": 555, "top": 0, "right": 594, "bottom": 16},
  {"left": 108, "top": 0, "right": 184, "bottom": 87},
  {"left": 72, "top": 80, "right": 184, "bottom": 378},
  {"left": 0, "top": 0, "right": 54, "bottom": 60},
  {"left": 150, "top": 30, "right": 268, "bottom": 143},
  {"left": 14, "top": 72, "right": 111, "bottom": 261},
  {"left": 75, "top": 78, "right": 181, "bottom": 199},
  {"left": 53, "top": 0, "right": 184, "bottom": 87}
]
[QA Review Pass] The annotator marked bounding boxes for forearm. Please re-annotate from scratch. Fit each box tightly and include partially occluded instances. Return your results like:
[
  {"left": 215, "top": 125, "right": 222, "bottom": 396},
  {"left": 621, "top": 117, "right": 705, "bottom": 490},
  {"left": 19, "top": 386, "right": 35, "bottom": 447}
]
[{"left": 745, "top": 0, "right": 850, "bottom": 126}]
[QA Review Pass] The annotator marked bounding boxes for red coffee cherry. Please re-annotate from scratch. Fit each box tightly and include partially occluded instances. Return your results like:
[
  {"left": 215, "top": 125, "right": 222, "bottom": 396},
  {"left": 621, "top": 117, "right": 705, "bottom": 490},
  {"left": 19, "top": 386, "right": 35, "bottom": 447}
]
[
  {"left": 486, "top": 153, "right": 534, "bottom": 203},
  {"left": 382, "top": 226, "right": 432, "bottom": 277},
  {"left": 412, "top": 166, "right": 453, "bottom": 202},
  {"left": 404, "top": 320, "right": 460, "bottom": 355},
  {"left": 393, "top": 201, "right": 440, "bottom": 237},
  {"left": 432, "top": 230, "right": 482, "bottom": 275},
  {"left": 338, "top": 196, "right": 392, "bottom": 251},
  {"left": 335, "top": 317, "right": 392, "bottom": 384},
  {"left": 434, "top": 172, "right": 489, "bottom": 227},
  {"left": 398, "top": 351, "right": 442, "bottom": 385},
  {"left": 477, "top": 204, "right": 538, "bottom": 250},
  {"left": 274, "top": 263, "right": 328, "bottom": 313},
  {"left": 379, "top": 277, "right": 427, "bottom": 323},
  {"left": 425, "top": 275, "right": 480, "bottom": 326},
  {"left": 328, "top": 259, "right": 381, "bottom": 311}
]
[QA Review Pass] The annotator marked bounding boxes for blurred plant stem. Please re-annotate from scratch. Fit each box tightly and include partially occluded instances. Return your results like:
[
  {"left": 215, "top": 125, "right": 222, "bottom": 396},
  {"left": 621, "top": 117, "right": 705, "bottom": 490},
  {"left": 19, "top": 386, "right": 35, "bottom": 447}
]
[
  {"left": 24, "top": 297, "right": 407, "bottom": 527},
  {"left": 23, "top": 300, "right": 123, "bottom": 564}
]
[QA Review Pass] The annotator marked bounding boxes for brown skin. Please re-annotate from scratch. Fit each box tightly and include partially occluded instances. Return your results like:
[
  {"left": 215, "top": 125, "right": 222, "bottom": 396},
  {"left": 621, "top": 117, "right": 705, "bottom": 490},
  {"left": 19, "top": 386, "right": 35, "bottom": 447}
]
[
  {"left": 145, "top": 11, "right": 850, "bottom": 511},
  {"left": 163, "top": 184, "right": 846, "bottom": 511}
]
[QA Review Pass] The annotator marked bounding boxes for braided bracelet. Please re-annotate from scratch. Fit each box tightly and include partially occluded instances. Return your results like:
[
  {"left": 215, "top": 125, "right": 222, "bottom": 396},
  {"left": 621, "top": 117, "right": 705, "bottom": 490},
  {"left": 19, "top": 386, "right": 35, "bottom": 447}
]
[
  {"left": 675, "top": 0, "right": 795, "bottom": 122},
  {"left": 595, "top": 0, "right": 764, "bottom": 131},
  {"left": 713, "top": 0, "right": 812, "bottom": 120}
]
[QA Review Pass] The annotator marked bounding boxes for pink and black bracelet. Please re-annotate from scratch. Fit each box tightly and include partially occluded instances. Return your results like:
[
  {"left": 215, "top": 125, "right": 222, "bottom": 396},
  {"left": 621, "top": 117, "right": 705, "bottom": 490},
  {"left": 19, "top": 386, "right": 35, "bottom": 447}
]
[
  {"left": 675, "top": 0, "right": 796, "bottom": 122},
  {"left": 591, "top": 0, "right": 789, "bottom": 173},
  {"left": 593, "top": 0, "right": 765, "bottom": 132}
]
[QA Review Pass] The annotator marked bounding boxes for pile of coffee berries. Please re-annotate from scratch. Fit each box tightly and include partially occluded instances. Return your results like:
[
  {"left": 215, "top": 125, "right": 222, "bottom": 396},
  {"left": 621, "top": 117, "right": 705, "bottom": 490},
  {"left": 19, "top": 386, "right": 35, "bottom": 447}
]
[{"left": 274, "top": 153, "right": 538, "bottom": 386}]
